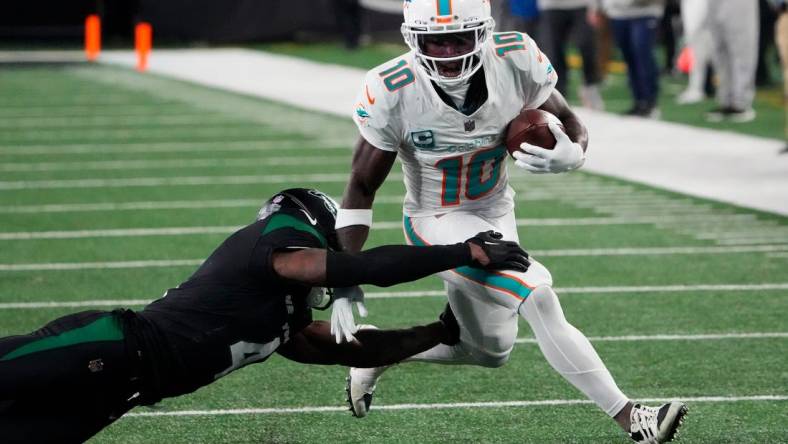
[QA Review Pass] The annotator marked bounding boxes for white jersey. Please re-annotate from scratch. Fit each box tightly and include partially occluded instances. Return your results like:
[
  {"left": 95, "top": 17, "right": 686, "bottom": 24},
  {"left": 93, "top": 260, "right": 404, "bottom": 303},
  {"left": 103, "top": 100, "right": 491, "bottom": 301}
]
[{"left": 352, "top": 31, "right": 558, "bottom": 217}]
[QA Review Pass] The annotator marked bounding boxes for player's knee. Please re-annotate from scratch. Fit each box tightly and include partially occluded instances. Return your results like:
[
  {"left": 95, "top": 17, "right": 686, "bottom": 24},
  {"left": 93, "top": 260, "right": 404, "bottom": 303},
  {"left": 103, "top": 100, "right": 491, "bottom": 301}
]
[
  {"left": 524, "top": 260, "right": 553, "bottom": 288},
  {"left": 528, "top": 285, "right": 561, "bottom": 316}
]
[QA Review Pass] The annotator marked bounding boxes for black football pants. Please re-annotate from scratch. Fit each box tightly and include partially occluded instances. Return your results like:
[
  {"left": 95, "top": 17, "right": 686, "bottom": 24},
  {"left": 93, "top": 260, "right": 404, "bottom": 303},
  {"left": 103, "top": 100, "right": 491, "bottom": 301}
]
[{"left": 0, "top": 310, "right": 142, "bottom": 443}]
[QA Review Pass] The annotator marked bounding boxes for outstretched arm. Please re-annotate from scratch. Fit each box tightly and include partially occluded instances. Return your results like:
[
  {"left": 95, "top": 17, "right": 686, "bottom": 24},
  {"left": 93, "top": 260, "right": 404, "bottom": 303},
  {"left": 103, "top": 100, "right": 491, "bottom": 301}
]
[{"left": 271, "top": 232, "right": 529, "bottom": 287}]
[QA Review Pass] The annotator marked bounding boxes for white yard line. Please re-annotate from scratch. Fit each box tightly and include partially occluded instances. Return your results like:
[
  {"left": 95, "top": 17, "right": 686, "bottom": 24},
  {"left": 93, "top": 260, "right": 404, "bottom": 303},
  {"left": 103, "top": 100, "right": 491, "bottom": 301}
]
[
  {"left": 0, "top": 115, "right": 233, "bottom": 129},
  {"left": 0, "top": 199, "right": 264, "bottom": 214},
  {"left": 515, "top": 332, "right": 788, "bottom": 344},
  {"left": 0, "top": 156, "right": 349, "bottom": 172},
  {"left": 2, "top": 284, "right": 785, "bottom": 308},
  {"left": 0, "top": 105, "right": 201, "bottom": 117},
  {"left": 124, "top": 395, "right": 787, "bottom": 418},
  {"left": 0, "top": 227, "right": 236, "bottom": 240},
  {"left": 0, "top": 139, "right": 351, "bottom": 155},
  {"left": 0, "top": 259, "right": 202, "bottom": 271},
  {"left": 533, "top": 245, "right": 788, "bottom": 257}
]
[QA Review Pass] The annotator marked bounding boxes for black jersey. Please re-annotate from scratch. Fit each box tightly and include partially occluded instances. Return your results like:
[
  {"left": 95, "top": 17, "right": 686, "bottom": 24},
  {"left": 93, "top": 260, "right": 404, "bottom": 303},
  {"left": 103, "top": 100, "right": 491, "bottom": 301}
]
[{"left": 138, "top": 210, "right": 325, "bottom": 398}]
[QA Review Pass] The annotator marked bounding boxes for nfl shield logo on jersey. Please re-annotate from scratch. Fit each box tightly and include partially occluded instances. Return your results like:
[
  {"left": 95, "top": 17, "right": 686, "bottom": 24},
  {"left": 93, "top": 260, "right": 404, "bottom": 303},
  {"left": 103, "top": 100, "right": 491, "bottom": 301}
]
[{"left": 464, "top": 120, "right": 475, "bottom": 132}]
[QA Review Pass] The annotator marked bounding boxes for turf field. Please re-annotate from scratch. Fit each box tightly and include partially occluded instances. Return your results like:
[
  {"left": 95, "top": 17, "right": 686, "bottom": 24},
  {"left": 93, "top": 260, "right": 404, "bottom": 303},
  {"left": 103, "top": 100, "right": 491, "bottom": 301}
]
[{"left": 0, "top": 63, "right": 786, "bottom": 443}]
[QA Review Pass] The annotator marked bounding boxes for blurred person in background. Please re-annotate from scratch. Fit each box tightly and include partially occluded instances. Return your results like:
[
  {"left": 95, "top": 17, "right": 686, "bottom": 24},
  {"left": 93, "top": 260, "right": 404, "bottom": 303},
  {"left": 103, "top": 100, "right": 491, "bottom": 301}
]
[
  {"left": 705, "top": 0, "right": 760, "bottom": 123},
  {"left": 659, "top": 0, "right": 680, "bottom": 75},
  {"left": 333, "top": 0, "right": 362, "bottom": 49},
  {"left": 505, "top": 0, "right": 541, "bottom": 37},
  {"left": 539, "top": 0, "right": 605, "bottom": 110},
  {"left": 676, "top": 0, "right": 712, "bottom": 104},
  {"left": 591, "top": 0, "right": 665, "bottom": 118},
  {"left": 772, "top": 0, "right": 788, "bottom": 152}
]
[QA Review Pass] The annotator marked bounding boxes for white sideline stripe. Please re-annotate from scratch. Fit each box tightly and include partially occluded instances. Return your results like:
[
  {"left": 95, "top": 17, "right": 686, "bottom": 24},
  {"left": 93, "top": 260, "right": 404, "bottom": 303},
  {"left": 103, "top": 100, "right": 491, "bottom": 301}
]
[
  {"left": 515, "top": 332, "right": 788, "bottom": 344},
  {"left": 533, "top": 245, "right": 788, "bottom": 257},
  {"left": 0, "top": 115, "right": 235, "bottom": 129},
  {"left": 0, "top": 199, "right": 265, "bottom": 214},
  {"left": 0, "top": 139, "right": 351, "bottom": 155},
  {"left": 0, "top": 259, "right": 202, "bottom": 271},
  {"left": 0, "top": 216, "right": 769, "bottom": 240},
  {"left": 0, "top": 156, "right": 348, "bottom": 172},
  {"left": 0, "top": 226, "right": 235, "bottom": 240},
  {"left": 124, "top": 395, "right": 788, "bottom": 418},
  {"left": 3, "top": 246, "right": 788, "bottom": 271},
  {"left": 3, "top": 284, "right": 786, "bottom": 308}
]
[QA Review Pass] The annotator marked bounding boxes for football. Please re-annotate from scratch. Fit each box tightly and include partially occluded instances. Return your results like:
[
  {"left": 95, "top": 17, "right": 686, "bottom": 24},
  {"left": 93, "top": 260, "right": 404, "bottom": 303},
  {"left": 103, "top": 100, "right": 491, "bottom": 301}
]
[{"left": 505, "top": 108, "right": 564, "bottom": 157}]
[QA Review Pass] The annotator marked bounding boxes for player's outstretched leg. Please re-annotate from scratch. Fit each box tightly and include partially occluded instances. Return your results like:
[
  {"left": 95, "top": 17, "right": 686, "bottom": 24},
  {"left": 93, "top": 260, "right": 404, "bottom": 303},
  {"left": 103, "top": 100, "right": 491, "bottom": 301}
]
[{"left": 518, "top": 285, "right": 687, "bottom": 443}]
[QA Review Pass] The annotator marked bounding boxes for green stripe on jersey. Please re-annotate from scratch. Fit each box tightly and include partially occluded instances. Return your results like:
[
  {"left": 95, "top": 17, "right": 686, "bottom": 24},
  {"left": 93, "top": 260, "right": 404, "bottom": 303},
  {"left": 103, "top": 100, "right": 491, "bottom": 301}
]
[
  {"left": 262, "top": 213, "right": 327, "bottom": 247},
  {"left": 1, "top": 314, "right": 124, "bottom": 361}
]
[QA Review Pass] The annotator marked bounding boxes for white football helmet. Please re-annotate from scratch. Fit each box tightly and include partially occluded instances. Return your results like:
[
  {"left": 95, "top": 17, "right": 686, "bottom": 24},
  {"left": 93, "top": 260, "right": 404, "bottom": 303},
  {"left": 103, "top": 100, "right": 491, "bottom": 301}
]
[{"left": 402, "top": 0, "right": 495, "bottom": 85}]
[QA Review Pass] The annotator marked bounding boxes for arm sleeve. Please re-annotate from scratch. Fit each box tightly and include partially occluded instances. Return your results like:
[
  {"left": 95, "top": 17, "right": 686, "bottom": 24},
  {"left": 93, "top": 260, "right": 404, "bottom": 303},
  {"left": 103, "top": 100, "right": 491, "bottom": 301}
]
[
  {"left": 351, "top": 69, "right": 403, "bottom": 152},
  {"left": 325, "top": 243, "right": 473, "bottom": 288}
]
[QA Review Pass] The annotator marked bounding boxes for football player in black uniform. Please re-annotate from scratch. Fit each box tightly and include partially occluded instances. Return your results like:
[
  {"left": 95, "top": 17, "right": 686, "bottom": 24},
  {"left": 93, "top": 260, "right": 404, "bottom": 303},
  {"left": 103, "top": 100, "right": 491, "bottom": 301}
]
[{"left": 0, "top": 188, "right": 529, "bottom": 442}]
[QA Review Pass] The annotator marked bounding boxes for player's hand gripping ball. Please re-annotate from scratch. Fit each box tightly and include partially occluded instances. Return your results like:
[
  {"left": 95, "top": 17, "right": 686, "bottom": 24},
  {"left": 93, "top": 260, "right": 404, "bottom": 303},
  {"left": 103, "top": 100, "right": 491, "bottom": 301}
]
[
  {"left": 505, "top": 108, "right": 564, "bottom": 153},
  {"left": 506, "top": 109, "right": 586, "bottom": 174}
]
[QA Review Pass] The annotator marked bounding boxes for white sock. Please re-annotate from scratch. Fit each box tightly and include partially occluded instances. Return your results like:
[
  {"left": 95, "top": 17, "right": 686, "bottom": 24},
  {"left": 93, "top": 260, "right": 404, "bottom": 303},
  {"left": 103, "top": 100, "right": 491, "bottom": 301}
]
[{"left": 518, "top": 286, "right": 629, "bottom": 417}]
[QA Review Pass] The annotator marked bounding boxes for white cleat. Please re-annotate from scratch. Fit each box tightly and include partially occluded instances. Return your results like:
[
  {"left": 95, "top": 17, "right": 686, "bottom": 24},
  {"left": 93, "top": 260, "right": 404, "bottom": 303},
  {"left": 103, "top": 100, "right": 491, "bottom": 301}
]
[
  {"left": 344, "top": 324, "right": 389, "bottom": 418},
  {"left": 629, "top": 401, "right": 688, "bottom": 444},
  {"left": 345, "top": 366, "right": 381, "bottom": 418}
]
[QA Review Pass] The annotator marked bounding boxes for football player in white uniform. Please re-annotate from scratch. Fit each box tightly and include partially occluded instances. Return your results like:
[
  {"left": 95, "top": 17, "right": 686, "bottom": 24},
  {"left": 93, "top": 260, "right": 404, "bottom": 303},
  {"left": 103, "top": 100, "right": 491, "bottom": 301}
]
[{"left": 331, "top": 1, "right": 686, "bottom": 442}]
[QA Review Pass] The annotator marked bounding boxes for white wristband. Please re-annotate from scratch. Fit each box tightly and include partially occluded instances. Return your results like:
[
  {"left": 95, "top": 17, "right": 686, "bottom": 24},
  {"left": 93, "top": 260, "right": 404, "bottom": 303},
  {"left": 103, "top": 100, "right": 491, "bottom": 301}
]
[{"left": 335, "top": 208, "right": 373, "bottom": 229}]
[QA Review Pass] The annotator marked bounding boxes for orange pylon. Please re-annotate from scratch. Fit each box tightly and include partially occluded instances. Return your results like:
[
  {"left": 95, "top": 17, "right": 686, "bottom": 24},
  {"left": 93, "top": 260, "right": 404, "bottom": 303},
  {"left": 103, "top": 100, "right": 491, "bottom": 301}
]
[
  {"left": 135, "top": 22, "right": 152, "bottom": 72},
  {"left": 85, "top": 15, "right": 101, "bottom": 62}
]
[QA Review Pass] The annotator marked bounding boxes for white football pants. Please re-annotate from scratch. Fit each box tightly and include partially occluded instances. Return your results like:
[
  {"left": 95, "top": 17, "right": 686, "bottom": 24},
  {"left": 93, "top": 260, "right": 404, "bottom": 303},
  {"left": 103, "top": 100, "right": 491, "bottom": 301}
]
[{"left": 401, "top": 210, "right": 629, "bottom": 417}]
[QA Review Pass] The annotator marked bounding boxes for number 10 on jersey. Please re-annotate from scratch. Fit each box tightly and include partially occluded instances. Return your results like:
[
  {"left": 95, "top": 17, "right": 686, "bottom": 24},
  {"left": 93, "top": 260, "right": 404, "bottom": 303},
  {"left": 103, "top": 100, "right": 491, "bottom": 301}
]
[{"left": 435, "top": 146, "right": 505, "bottom": 206}]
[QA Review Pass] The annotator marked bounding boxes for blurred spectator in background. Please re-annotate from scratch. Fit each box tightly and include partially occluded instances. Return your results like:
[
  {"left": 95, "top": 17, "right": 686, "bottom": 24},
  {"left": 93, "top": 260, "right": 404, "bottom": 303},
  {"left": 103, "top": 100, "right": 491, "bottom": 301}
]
[
  {"left": 676, "top": 0, "right": 712, "bottom": 104},
  {"left": 659, "top": 0, "right": 680, "bottom": 75},
  {"left": 771, "top": 0, "right": 788, "bottom": 152},
  {"left": 334, "top": 0, "right": 362, "bottom": 49},
  {"left": 504, "top": 0, "right": 540, "bottom": 36},
  {"left": 538, "top": 0, "right": 604, "bottom": 110},
  {"left": 591, "top": 0, "right": 664, "bottom": 118},
  {"left": 706, "top": 0, "right": 760, "bottom": 123}
]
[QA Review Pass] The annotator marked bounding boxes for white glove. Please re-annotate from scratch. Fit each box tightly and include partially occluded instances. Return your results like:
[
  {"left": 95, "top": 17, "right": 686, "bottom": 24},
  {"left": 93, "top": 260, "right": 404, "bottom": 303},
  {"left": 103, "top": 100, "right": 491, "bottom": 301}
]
[
  {"left": 329, "top": 286, "right": 368, "bottom": 344},
  {"left": 513, "top": 122, "right": 586, "bottom": 174}
]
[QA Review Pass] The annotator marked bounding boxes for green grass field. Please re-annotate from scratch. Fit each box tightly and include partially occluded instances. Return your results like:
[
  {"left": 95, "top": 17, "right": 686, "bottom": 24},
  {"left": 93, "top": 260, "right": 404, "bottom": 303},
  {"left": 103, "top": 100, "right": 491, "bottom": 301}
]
[{"left": 0, "top": 63, "right": 786, "bottom": 443}]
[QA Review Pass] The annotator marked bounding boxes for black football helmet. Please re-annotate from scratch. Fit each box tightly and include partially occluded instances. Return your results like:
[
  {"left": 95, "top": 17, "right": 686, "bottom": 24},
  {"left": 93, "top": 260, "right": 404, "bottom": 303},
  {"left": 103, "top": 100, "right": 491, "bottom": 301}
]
[{"left": 257, "top": 188, "right": 340, "bottom": 251}]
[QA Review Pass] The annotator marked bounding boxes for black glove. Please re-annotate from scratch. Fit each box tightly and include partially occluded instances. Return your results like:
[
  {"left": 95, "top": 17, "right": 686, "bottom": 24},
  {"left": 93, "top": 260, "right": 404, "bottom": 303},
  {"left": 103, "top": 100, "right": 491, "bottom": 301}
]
[
  {"left": 465, "top": 230, "right": 530, "bottom": 273},
  {"left": 438, "top": 302, "right": 460, "bottom": 346}
]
